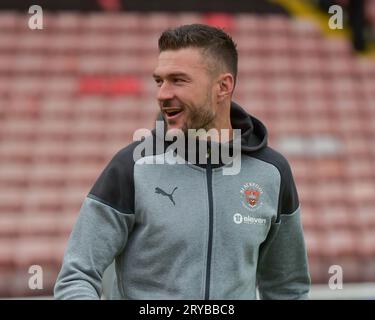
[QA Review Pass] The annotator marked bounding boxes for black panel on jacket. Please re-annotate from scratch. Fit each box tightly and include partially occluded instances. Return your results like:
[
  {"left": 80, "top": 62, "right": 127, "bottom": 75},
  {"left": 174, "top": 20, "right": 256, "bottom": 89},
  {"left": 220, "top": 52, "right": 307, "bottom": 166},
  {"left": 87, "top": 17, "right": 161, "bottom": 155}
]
[
  {"left": 249, "top": 147, "right": 299, "bottom": 222},
  {"left": 89, "top": 141, "right": 142, "bottom": 214}
]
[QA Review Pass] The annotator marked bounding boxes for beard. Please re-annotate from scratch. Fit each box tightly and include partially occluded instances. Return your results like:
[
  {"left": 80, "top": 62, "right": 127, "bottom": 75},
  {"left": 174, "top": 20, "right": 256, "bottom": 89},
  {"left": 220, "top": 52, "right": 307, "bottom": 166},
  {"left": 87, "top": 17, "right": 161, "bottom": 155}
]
[
  {"left": 181, "top": 106, "right": 215, "bottom": 133},
  {"left": 163, "top": 93, "right": 216, "bottom": 134}
]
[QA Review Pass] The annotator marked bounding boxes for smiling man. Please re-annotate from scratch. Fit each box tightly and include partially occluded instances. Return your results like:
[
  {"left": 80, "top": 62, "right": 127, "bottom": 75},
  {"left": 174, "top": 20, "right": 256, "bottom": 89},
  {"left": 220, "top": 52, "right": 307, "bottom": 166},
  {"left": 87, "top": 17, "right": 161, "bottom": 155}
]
[
  {"left": 153, "top": 47, "right": 232, "bottom": 135},
  {"left": 54, "top": 24, "right": 311, "bottom": 300}
]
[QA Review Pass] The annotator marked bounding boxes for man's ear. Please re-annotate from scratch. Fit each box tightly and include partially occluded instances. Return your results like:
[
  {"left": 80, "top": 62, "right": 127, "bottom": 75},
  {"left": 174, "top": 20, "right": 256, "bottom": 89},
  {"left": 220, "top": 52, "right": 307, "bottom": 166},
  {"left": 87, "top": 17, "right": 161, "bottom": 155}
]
[{"left": 217, "top": 73, "right": 234, "bottom": 102}]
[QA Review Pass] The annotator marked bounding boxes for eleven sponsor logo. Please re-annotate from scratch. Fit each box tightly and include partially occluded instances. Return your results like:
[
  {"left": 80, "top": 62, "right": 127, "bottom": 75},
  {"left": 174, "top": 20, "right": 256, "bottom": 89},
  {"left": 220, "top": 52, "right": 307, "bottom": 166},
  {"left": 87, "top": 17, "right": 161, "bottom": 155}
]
[{"left": 233, "top": 213, "right": 266, "bottom": 225}]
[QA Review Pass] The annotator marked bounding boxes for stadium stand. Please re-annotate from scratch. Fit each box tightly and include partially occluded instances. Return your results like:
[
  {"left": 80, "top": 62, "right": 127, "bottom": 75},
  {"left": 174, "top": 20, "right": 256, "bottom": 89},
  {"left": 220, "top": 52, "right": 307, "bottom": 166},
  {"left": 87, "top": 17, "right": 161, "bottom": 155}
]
[{"left": 0, "top": 8, "right": 374, "bottom": 297}]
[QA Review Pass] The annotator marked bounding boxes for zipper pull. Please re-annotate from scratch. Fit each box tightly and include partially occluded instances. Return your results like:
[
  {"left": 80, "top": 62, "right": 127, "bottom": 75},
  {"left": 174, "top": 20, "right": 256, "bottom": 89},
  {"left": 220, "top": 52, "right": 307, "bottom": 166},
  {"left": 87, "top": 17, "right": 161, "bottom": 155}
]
[{"left": 206, "top": 146, "right": 210, "bottom": 159}]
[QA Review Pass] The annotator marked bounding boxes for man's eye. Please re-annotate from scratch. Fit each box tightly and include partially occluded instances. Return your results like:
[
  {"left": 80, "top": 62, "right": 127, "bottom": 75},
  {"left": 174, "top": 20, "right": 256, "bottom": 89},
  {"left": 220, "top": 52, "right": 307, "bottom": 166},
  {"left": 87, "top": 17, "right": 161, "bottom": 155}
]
[
  {"left": 173, "top": 78, "right": 185, "bottom": 84},
  {"left": 155, "top": 79, "right": 163, "bottom": 86}
]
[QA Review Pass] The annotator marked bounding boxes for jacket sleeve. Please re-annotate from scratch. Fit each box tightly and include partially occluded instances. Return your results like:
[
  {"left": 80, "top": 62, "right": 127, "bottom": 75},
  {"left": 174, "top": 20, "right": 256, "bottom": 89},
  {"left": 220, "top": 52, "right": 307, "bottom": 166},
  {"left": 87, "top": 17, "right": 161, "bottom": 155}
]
[
  {"left": 54, "top": 145, "right": 137, "bottom": 299},
  {"left": 256, "top": 156, "right": 311, "bottom": 300}
]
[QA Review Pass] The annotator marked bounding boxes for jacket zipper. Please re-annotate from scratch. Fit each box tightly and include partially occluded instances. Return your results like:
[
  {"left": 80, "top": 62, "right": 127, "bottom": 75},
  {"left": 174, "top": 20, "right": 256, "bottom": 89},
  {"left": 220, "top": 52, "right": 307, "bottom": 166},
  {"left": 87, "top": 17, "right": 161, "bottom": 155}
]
[{"left": 204, "top": 151, "right": 214, "bottom": 300}]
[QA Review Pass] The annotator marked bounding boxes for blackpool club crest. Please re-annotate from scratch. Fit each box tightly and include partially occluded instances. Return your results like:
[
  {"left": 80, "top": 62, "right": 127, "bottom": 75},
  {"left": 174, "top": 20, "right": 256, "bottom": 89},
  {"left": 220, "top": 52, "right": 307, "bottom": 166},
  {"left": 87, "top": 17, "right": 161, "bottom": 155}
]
[{"left": 240, "top": 182, "right": 263, "bottom": 211}]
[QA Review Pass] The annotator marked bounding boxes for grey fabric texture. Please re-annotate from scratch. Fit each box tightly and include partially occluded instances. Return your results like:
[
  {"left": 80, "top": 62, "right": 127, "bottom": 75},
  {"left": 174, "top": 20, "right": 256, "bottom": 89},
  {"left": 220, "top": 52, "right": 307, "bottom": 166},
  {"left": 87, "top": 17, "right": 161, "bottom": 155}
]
[{"left": 54, "top": 102, "right": 310, "bottom": 300}]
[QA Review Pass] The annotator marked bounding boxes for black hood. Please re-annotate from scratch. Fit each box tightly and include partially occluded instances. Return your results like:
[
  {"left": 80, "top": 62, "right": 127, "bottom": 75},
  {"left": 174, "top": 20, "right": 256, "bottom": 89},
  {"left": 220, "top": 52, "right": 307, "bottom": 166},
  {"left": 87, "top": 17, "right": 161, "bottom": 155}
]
[{"left": 230, "top": 101, "right": 268, "bottom": 153}]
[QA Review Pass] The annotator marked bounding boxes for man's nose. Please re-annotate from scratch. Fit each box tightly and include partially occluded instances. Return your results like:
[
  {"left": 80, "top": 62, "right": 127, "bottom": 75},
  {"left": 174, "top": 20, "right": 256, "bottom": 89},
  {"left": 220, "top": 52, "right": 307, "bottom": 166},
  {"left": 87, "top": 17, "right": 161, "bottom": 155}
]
[{"left": 157, "top": 82, "right": 174, "bottom": 102}]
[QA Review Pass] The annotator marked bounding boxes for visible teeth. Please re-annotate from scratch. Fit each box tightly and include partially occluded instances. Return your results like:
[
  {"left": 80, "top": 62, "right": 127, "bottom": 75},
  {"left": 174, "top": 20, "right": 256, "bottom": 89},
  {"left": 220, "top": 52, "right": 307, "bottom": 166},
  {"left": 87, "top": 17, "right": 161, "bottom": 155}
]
[{"left": 165, "top": 109, "right": 182, "bottom": 116}]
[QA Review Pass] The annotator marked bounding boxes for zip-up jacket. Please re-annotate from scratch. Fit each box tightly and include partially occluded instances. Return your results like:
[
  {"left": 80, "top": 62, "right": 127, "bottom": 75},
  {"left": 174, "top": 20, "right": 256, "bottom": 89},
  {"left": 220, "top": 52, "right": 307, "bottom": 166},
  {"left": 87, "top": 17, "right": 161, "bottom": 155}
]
[{"left": 54, "top": 102, "right": 311, "bottom": 300}]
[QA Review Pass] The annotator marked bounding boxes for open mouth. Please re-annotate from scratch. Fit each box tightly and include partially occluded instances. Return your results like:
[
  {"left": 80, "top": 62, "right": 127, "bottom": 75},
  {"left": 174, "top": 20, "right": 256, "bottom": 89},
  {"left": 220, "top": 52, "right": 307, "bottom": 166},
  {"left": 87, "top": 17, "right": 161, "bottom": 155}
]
[{"left": 163, "top": 108, "right": 184, "bottom": 119}]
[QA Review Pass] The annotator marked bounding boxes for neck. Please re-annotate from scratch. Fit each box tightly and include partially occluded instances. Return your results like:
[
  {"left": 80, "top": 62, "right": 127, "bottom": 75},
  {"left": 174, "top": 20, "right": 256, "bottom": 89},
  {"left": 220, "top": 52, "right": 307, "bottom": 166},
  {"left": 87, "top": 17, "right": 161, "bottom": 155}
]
[{"left": 208, "top": 101, "right": 233, "bottom": 143}]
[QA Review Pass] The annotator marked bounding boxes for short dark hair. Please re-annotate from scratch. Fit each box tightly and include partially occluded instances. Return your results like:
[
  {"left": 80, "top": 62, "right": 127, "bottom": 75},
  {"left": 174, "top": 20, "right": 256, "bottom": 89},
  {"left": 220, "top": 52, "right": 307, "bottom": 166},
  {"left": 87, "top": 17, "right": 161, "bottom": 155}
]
[{"left": 158, "top": 24, "right": 238, "bottom": 84}]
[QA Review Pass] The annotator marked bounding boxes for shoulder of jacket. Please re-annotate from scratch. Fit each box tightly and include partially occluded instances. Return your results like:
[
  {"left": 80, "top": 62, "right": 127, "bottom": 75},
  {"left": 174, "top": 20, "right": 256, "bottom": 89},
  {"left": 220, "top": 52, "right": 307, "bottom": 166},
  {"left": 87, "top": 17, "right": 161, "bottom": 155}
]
[
  {"left": 111, "top": 140, "right": 143, "bottom": 163},
  {"left": 246, "top": 146, "right": 293, "bottom": 179}
]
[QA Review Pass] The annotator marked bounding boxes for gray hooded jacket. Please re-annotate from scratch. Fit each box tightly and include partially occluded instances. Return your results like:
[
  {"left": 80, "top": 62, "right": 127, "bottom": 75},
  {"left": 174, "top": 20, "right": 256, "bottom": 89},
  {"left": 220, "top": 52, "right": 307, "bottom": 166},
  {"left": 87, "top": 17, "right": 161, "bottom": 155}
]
[{"left": 54, "top": 102, "right": 310, "bottom": 300}]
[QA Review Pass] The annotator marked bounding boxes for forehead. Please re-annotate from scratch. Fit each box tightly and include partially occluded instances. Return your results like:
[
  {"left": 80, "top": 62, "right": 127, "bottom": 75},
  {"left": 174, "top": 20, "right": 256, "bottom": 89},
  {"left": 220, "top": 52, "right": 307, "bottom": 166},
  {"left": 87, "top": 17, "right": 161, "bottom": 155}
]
[{"left": 153, "top": 48, "right": 209, "bottom": 77}]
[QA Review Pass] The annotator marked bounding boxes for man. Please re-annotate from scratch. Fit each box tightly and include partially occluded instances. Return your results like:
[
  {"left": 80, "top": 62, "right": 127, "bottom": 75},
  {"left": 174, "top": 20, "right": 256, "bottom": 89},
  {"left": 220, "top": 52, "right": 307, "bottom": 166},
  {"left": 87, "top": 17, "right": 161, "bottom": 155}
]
[{"left": 54, "top": 24, "right": 310, "bottom": 299}]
